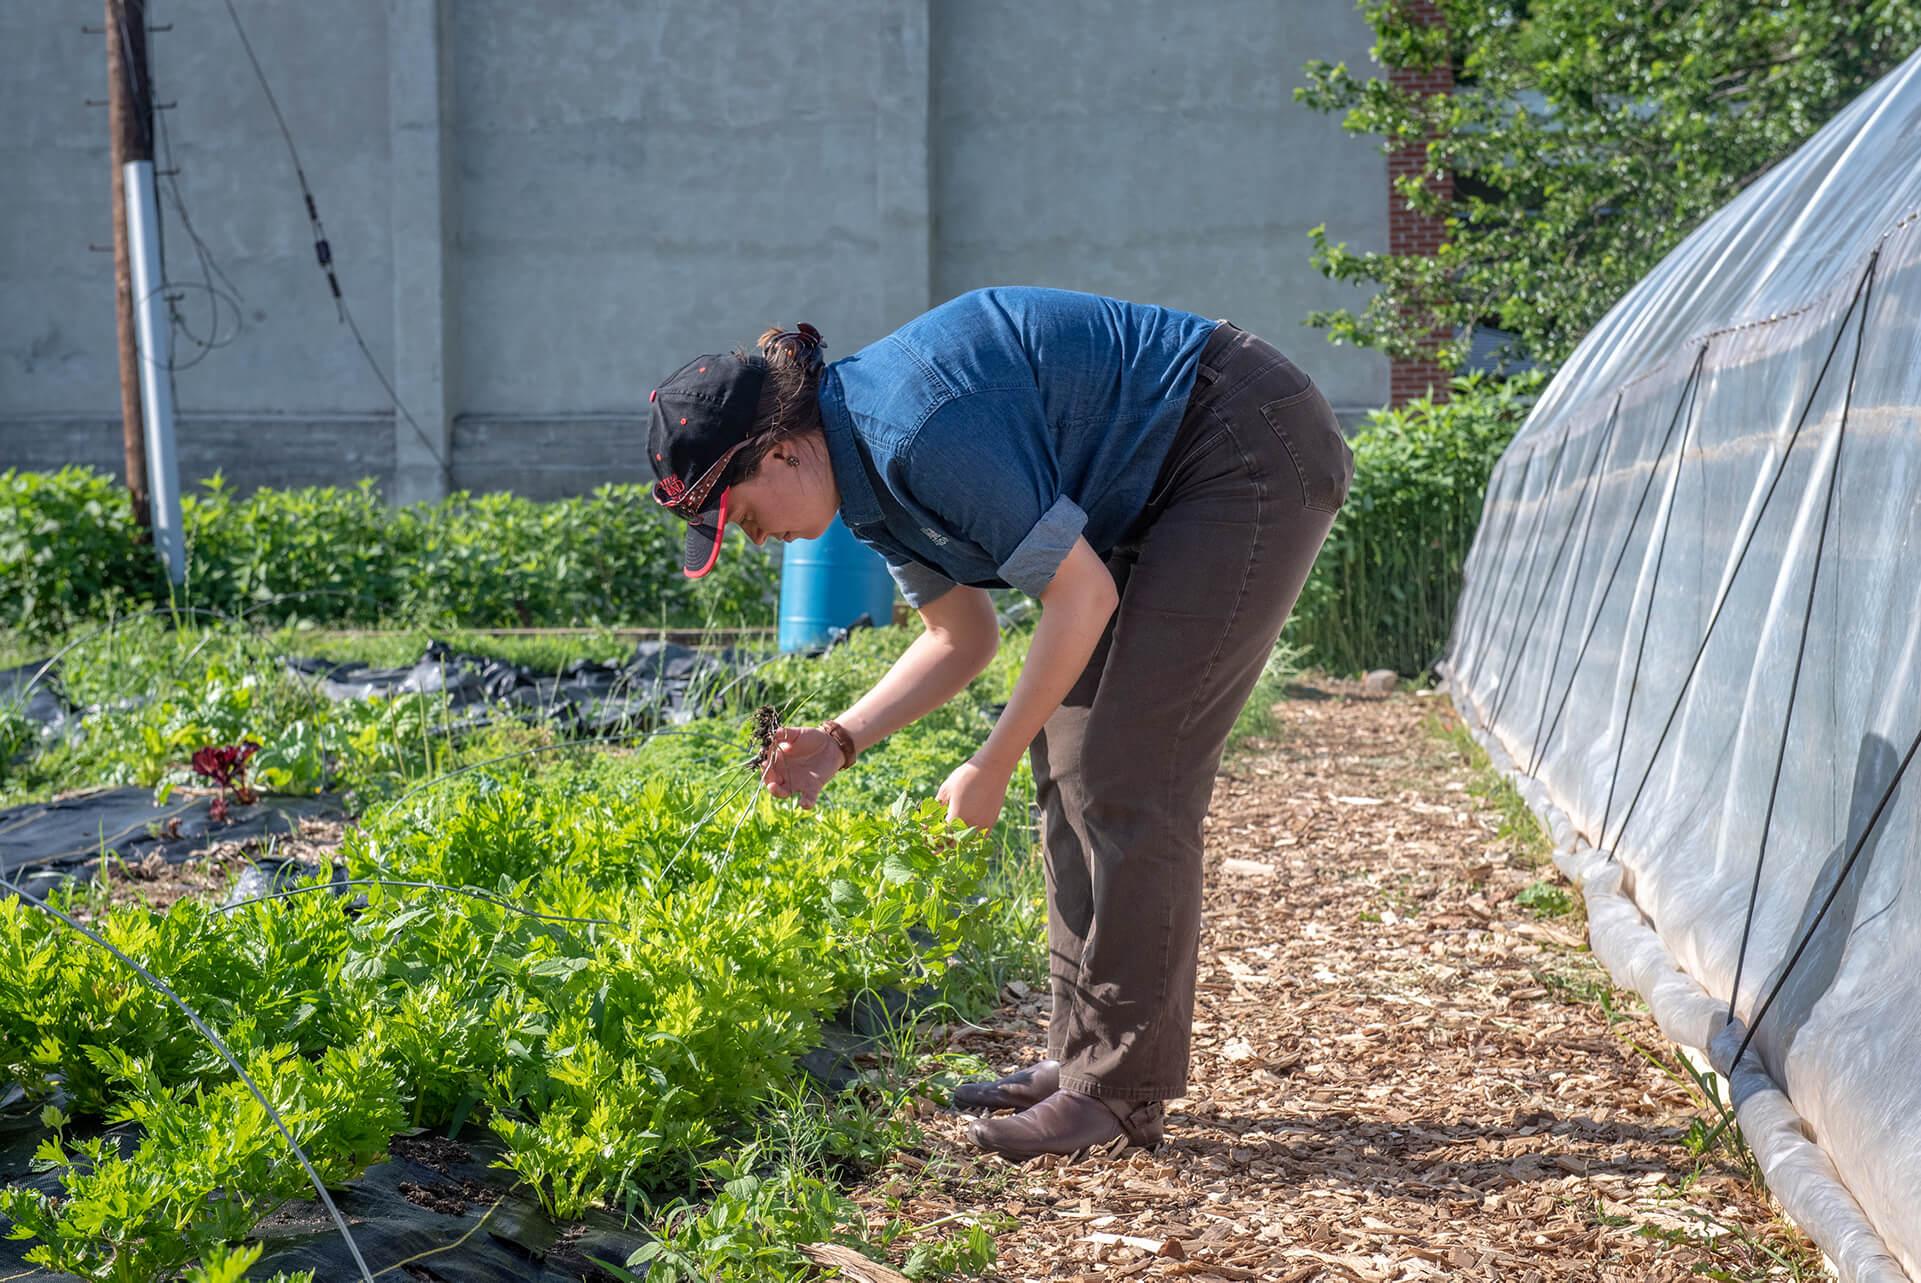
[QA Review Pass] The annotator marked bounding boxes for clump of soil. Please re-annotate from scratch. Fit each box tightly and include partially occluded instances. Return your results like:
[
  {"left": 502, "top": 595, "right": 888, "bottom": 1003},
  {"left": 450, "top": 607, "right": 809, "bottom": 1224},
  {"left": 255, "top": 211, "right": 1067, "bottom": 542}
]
[
  {"left": 391, "top": 1133, "right": 472, "bottom": 1174},
  {"left": 398, "top": 1179, "right": 472, "bottom": 1215},
  {"left": 751, "top": 704, "right": 782, "bottom": 771}
]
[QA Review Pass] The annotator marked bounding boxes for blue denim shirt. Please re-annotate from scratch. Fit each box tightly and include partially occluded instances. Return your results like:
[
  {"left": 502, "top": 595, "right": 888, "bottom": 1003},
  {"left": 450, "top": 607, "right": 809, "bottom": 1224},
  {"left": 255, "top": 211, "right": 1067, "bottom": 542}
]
[{"left": 817, "top": 287, "right": 1218, "bottom": 606}]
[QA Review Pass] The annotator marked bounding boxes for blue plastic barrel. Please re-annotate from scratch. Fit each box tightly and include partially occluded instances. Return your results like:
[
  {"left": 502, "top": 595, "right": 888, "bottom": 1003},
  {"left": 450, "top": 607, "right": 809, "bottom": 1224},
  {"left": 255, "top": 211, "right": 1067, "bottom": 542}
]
[{"left": 777, "top": 515, "right": 899, "bottom": 652}]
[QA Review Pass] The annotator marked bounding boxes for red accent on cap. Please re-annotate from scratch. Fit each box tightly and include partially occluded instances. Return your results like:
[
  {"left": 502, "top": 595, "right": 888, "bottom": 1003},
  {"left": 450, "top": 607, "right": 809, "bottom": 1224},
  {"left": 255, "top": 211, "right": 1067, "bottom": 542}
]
[
  {"left": 649, "top": 389, "right": 657, "bottom": 402},
  {"left": 684, "top": 488, "right": 730, "bottom": 579},
  {"left": 699, "top": 366, "right": 707, "bottom": 373},
  {"left": 680, "top": 417, "right": 688, "bottom": 425}
]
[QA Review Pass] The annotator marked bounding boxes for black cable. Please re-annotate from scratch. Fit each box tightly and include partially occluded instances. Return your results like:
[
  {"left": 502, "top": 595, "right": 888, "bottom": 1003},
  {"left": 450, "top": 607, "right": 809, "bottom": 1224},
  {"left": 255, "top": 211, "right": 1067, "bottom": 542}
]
[
  {"left": 1467, "top": 430, "right": 1571, "bottom": 713},
  {"left": 1603, "top": 255, "right": 1878, "bottom": 856},
  {"left": 218, "top": 0, "right": 448, "bottom": 473},
  {"left": 1727, "top": 255, "right": 1874, "bottom": 1024},
  {"left": 1600, "top": 361, "right": 1699, "bottom": 841},
  {"left": 1488, "top": 396, "right": 1622, "bottom": 729},
  {"left": 1530, "top": 346, "right": 1707, "bottom": 777},
  {"left": 1729, "top": 715, "right": 1917, "bottom": 1074},
  {"left": 129, "top": 1, "right": 245, "bottom": 375}
]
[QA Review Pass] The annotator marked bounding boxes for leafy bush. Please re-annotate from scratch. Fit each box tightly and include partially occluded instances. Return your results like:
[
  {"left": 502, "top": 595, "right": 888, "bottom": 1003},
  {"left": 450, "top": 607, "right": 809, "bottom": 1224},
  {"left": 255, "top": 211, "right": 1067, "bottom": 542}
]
[
  {"left": 1288, "top": 372, "right": 1543, "bottom": 676},
  {"left": 0, "top": 469, "right": 776, "bottom": 637},
  {"left": 0, "top": 468, "right": 163, "bottom": 637}
]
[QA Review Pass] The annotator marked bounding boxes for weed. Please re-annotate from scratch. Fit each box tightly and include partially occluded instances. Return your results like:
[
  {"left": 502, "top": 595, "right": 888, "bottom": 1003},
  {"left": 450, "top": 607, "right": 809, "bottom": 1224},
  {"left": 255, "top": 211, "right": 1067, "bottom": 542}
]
[
  {"left": 1426, "top": 712, "right": 1552, "bottom": 866},
  {"left": 1227, "top": 639, "right": 1306, "bottom": 750},
  {"left": 1517, "top": 879, "right": 1576, "bottom": 918},
  {"left": 752, "top": 703, "right": 781, "bottom": 771}
]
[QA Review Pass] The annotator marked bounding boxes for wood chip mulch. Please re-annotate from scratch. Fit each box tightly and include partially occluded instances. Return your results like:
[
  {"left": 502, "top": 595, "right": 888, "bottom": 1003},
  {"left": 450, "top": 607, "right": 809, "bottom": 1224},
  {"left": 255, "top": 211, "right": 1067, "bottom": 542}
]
[{"left": 853, "top": 681, "right": 1825, "bottom": 1282}]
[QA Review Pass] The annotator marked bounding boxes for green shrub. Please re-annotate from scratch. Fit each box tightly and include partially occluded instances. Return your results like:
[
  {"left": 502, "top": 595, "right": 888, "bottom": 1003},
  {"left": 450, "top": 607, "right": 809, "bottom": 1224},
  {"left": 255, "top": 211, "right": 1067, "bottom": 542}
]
[
  {"left": 0, "top": 467, "right": 163, "bottom": 636},
  {"left": 0, "top": 470, "right": 776, "bottom": 636},
  {"left": 1288, "top": 372, "right": 1544, "bottom": 676}
]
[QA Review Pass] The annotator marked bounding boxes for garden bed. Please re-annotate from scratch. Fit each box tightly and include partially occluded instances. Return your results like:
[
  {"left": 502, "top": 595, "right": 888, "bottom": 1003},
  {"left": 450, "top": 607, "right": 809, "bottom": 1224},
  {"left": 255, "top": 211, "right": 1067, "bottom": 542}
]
[{"left": 0, "top": 622, "right": 1043, "bottom": 1282}]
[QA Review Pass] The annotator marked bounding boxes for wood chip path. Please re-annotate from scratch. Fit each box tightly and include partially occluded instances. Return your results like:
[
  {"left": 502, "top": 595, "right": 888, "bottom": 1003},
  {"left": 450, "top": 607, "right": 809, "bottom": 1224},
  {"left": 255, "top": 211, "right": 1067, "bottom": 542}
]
[{"left": 856, "top": 682, "right": 1822, "bottom": 1282}]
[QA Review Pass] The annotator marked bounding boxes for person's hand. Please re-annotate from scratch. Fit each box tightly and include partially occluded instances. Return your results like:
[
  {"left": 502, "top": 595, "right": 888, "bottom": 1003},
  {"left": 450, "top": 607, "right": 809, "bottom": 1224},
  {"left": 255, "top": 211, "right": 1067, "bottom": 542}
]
[
  {"left": 762, "top": 726, "right": 843, "bottom": 808},
  {"left": 937, "top": 753, "right": 1015, "bottom": 831}
]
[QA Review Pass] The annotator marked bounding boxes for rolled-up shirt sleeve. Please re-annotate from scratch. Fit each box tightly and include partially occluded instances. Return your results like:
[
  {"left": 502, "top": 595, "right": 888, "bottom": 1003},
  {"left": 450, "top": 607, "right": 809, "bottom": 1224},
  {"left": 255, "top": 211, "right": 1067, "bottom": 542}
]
[
  {"left": 886, "top": 557, "right": 958, "bottom": 608},
  {"left": 896, "top": 388, "right": 1085, "bottom": 599},
  {"left": 994, "top": 494, "right": 1087, "bottom": 598}
]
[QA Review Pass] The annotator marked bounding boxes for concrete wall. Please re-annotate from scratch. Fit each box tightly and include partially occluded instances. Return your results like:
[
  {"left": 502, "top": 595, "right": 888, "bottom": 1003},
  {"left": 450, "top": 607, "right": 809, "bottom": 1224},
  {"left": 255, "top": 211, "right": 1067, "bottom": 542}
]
[{"left": 0, "top": 0, "right": 1387, "bottom": 500}]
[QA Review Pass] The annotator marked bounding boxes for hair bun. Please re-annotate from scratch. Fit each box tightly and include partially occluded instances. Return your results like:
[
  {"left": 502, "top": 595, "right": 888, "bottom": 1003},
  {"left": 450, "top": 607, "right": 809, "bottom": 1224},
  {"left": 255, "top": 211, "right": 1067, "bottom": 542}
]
[{"left": 757, "top": 323, "right": 827, "bottom": 372}]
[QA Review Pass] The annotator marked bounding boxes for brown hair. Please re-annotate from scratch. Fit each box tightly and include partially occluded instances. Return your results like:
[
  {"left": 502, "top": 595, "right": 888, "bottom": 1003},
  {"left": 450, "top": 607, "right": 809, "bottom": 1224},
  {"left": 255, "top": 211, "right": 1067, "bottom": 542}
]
[{"left": 732, "top": 323, "right": 827, "bottom": 479}]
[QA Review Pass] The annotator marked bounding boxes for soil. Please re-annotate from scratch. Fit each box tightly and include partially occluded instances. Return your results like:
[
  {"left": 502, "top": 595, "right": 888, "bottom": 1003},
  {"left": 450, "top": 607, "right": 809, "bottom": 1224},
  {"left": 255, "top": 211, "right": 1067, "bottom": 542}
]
[
  {"left": 852, "top": 680, "right": 1823, "bottom": 1282},
  {"left": 390, "top": 1132, "right": 475, "bottom": 1175},
  {"left": 78, "top": 816, "right": 350, "bottom": 917},
  {"left": 754, "top": 703, "right": 782, "bottom": 770},
  {"left": 398, "top": 1179, "right": 474, "bottom": 1216}
]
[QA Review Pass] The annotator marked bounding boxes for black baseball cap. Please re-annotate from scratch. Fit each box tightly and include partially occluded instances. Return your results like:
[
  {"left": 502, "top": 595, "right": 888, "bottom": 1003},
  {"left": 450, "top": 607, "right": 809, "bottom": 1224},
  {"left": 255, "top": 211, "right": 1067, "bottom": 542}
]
[{"left": 647, "top": 352, "right": 767, "bottom": 578}]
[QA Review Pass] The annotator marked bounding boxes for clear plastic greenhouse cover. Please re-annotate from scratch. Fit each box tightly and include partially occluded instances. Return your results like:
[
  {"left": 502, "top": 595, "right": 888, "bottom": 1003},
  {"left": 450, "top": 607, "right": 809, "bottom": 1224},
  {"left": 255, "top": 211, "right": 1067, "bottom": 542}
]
[{"left": 1445, "top": 47, "right": 1921, "bottom": 1282}]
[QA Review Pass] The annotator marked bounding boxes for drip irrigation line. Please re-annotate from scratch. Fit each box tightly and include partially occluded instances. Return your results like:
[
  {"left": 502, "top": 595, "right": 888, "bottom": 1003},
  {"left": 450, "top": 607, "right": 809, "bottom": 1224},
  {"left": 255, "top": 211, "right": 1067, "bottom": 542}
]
[
  {"left": 1489, "top": 396, "right": 1623, "bottom": 730},
  {"left": 218, "top": 0, "right": 448, "bottom": 473},
  {"left": 1728, "top": 258, "right": 1874, "bottom": 1023},
  {"left": 1729, "top": 710, "right": 1921, "bottom": 1074},
  {"left": 1603, "top": 253, "right": 1878, "bottom": 857},
  {"left": 0, "top": 873, "right": 376, "bottom": 1283},
  {"left": 368, "top": 1196, "right": 503, "bottom": 1279},
  {"left": 1468, "top": 431, "right": 1571, "bottom": 712},
  {"left": 218, "top": 877, "right": 618, "bottom": 926},
  {"left": 1524, "top": 395, "right": 1633, "bottom": 771},
  {"left": 1530, "top": 346, "right": 1708, "bottom": 778},
  {"left": 370, "top": 726, "right": 747, "bottom": 821}
]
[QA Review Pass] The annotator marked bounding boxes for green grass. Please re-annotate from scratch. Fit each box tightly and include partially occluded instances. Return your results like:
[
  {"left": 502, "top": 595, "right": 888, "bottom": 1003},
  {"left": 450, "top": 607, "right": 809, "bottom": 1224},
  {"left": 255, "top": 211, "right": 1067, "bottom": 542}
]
[
  {"left": 1226, "top": 639, "right": 1305, "bottom": 752},
  {"left": 1428, "top": 712, "right": 1553, "bottom": 868}
]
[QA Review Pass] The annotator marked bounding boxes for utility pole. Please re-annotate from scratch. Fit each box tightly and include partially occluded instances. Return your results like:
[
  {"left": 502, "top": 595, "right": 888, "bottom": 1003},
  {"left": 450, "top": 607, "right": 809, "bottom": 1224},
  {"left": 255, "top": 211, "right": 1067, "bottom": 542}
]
[
  {"left": 108, "top": 0, "right": 185, "bottom": 585},
  {"left": 106, "top": 0, "right": 149, "bottom": 533}
]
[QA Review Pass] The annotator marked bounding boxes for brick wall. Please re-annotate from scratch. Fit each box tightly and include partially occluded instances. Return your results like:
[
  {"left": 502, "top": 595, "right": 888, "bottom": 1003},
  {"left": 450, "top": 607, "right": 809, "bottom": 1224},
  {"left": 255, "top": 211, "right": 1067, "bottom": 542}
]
[{"left": 1387, "top": 0, "right": 1454, "bottom": 405}]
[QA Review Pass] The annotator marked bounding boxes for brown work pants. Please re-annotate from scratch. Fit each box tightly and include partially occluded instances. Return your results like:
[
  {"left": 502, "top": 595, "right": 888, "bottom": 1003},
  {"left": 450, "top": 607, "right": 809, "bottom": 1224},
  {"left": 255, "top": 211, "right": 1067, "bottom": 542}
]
[{"left": 1032, "top": 322, "right": 1352, "bottom": 1101}]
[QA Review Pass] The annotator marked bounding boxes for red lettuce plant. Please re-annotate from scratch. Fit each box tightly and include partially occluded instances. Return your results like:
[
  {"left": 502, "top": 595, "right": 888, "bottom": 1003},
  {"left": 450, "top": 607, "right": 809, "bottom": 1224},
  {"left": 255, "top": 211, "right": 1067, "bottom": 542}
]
[{"left": 190, "top": 741, "right": 260, "bottom": 821}]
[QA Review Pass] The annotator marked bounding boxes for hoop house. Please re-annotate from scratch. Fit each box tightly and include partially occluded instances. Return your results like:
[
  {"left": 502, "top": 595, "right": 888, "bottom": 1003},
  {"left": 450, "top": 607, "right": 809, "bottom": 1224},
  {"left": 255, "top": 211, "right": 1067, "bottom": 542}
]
[{"left": 1447, "top": 48, "right": 1921, "bottom": 1281}]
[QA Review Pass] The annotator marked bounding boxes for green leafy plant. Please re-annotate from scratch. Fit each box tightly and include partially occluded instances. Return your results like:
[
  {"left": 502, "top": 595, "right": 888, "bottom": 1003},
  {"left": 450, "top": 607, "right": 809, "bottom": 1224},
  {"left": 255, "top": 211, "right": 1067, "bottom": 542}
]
[
  {"left": 0, "top": 469, "right": 777, "bottom": 638},
  {"left": 0, "top": 1043, "right": 399, "bottom": 1283},
  {"left": 1516, "top": 878, "right": 1575, "bottom": 918},
  {"left": 0, "top": 466, "right": 162, "bottom": 637},
  {"left": 1297, "top": 0, "right": 1921, "bottom": 369},
  {"left": 1290, "top": 374, "right": 1542, "bottom": 675},
  {"left": 0, "top": 621, "right": 1048, "bottom": 1273}
]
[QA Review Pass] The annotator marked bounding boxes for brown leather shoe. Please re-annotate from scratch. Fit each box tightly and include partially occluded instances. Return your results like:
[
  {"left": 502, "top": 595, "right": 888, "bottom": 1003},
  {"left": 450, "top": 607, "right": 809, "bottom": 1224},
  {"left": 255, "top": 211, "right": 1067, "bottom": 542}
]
[
  {"left": 966, "top": 1089, "right": 1164, "bottom": 1160},
  {"left": 951, "top": 1059, "right": 1061, "bottom": 1112}
]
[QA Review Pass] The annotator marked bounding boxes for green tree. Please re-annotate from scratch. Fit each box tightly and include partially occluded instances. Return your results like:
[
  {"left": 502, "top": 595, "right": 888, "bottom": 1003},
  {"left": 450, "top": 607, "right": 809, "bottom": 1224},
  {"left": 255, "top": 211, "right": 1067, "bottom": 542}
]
[{"left": 1298, "top": 0, "right": 1921, "bottom": 369}]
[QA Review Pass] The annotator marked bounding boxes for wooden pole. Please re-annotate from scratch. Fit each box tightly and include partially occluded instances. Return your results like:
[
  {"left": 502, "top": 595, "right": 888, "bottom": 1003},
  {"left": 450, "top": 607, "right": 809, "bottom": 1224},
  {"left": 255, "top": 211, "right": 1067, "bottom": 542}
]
[{"left": 107, "top": 0, "right": 151, "bottom": 531}]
